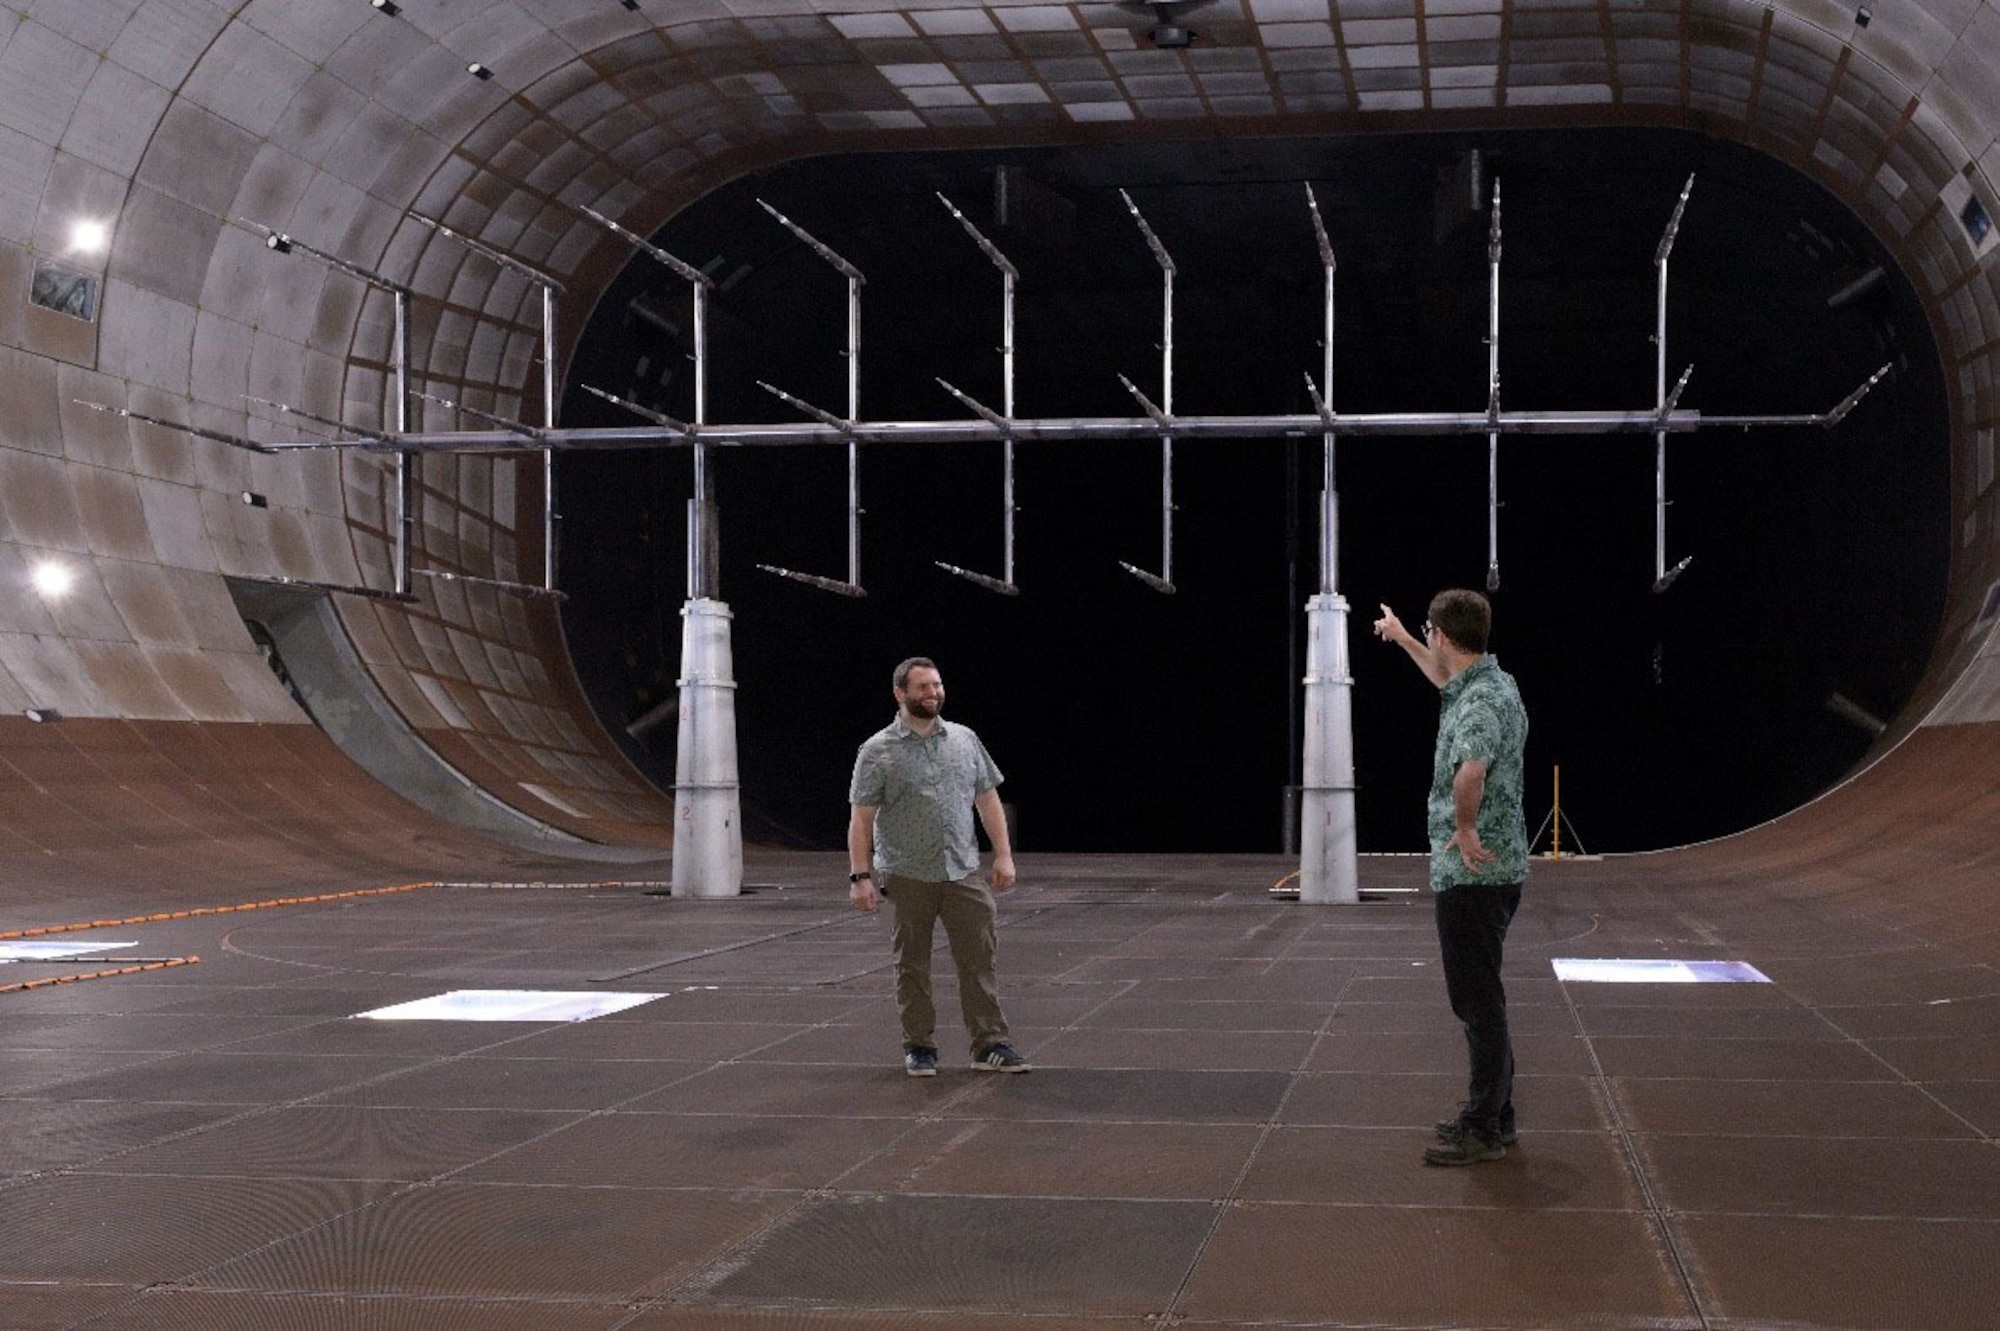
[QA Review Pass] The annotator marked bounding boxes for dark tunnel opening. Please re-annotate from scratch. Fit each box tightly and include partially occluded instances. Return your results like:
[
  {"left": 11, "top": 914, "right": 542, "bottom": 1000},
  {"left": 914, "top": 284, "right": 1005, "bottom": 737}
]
[{"left": 558, "top": 126, "right": 1950, "bottom": 855}]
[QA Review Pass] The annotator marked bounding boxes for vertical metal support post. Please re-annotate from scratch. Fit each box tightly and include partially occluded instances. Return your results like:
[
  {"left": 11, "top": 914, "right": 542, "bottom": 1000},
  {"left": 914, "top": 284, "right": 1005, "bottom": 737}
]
[
  {"left": 560, "top": 213, "right": 745, "bottom": 900},
  {"left": 1003, "top": 266, "right": 1016, "bottom": 584},
  {"left": 691, "top": 279, "right": 713, "bottom": 599},
  {"left": 933, "top": 193, "right": 1022, "bottom": 595},
  {"left": 392, "top": 289, "right": 414, "bottom": 598},
  {"left": 846, "top": 272, "right": 861, "bottom": 589},
  {"left": 1299, "top": 184, "right": 1358, "bottom": 904},
  {"left": 1160, "top": 263, "right": 1175, "bottom": 587},
  {"left": 672, "top": 252, "right": 740, "bottom": 897},
  {"left": 1654, "top": 254, "right": 1669, "bottom": 586},
  {"left": 541, "top": 282, "right": 559, "bottom": 592},
  {"left": 1485, "top": 180, "right": 1502, "bottom": 593},
  {"left": 1116, "top": 190, "right": 1177, "bottom": 593},
  {"left": 1300, "top": 593, "right": 1358, "bottom": 903},
  {"left": 670, "top": 598, "right": 743, "bottom": 898},
  {"left": 751, "top": 200, "right": 866, "bottom": 597},
  {"left": 1653, "top": 174, "right": 1695, "bottom": 594},
  {"left": 402, "top": 214, "right": 567, "bottom": 593}
]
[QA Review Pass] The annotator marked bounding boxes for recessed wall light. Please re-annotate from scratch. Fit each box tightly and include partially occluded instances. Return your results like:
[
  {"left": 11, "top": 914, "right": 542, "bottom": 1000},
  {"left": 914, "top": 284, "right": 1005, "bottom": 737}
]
[
  {"left": 67, "top": 218, "right": 110, "bottom": 255},
  {"left": 30, "top": 560, "right": 76, "bottom": 599},
  {"left": 1962, "top": 195, "right": 1992, "bottom": 245}
]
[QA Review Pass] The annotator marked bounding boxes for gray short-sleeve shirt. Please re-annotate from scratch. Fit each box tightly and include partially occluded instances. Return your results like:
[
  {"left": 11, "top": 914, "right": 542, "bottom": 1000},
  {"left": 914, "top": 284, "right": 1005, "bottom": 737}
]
[{"left": 850, "top": 716, "right": 1003, "bottom": 883}]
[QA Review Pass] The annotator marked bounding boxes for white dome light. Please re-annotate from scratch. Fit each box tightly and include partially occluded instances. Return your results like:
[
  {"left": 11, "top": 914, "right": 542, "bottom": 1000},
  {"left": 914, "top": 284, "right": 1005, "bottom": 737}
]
[
  {"left": 68, "top": 219, "right": 111, "bottom": 254},
  {"left": 30, "top": 560, "right": 76, "bottom": 598}
]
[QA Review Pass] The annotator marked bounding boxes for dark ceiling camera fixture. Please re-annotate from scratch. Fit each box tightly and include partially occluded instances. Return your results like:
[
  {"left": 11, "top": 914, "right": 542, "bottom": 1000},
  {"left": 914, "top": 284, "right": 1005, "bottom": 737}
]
[{"left": 1121, "top": 0, "right": 1215, "bottom": 50}]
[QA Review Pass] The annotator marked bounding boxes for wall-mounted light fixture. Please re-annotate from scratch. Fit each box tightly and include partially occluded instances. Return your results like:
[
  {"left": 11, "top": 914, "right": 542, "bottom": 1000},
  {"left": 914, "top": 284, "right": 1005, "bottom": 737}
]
[
  {"left": 467, "top": 62, "right": 493, "bottom": 80},
  {"left": 371, "top": 0, "right": 401, "bottom": 15},
  {"left": 24, "top": 708, "right": 61, "bottom": 723},
  {"left": 1854, "top": 6, "right": 1871, "bottom": 26},
  {"left": 619, "top": 0, "right": 640, "bottom": 10},
  {"left": 265, "top": 233, "right": 293, "bottom": 254},
  {"left": 67, "top": 218, "right": 111, "bottom": 256},
  {"left": 242, "top": 491, "right": 269, "bottom": 508},
  {"left": 29, "top": 559, "right": 75, "bottom": 599}
]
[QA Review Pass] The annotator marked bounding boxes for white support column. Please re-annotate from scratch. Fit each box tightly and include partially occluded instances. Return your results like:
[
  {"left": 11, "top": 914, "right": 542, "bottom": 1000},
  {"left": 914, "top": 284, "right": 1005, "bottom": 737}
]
[
  {"left": 671, "top": 598, "right": 743, "bottom": 898},
  {"left": 1299, "top": 590, "right": 1359, "bottom": 903}
]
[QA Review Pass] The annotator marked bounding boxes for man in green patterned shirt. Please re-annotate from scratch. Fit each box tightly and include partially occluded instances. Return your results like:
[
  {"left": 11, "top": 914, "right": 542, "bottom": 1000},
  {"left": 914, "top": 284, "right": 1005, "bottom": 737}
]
[
  {"left": 848, "top": 657, "right": 1028, "bottom": 1077},
  {"left": 1374, "top": 589, "right": 1529, "bottom": 1165}
]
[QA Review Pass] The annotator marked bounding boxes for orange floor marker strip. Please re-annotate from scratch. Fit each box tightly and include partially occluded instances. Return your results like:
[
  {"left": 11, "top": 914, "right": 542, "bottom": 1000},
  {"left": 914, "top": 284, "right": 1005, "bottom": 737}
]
[
  {"left": 0, "top": 877, "right": 663, "bottom": 945},
  {"left": 0, "top": 881, "right": 440, "bottom": 941},
  {"left": 1, "top": 955, "right": 200, "bottom": 994}
]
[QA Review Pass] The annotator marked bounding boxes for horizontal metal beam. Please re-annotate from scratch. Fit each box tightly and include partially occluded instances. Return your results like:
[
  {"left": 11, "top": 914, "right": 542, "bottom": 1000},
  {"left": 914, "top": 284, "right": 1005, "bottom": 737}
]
[
  {"left": 409, "top": 568, "right": 568, "bottom": 601},
  {"left": 266, "top": 408, "right": 1764, "bottom": 454}
]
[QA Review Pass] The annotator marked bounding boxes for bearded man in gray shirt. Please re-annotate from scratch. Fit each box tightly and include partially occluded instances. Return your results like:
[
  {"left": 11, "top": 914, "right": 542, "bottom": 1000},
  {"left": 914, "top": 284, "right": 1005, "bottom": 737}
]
[{"left": 848, "top": 657, "right": 1029, "bottom": 1077}]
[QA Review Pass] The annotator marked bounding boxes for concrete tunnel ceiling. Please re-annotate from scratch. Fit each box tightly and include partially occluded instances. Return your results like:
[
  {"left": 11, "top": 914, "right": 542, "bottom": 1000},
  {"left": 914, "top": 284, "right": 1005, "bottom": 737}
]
[{"left": 3, "top": 1, "right": 1998, "bottom": 859}]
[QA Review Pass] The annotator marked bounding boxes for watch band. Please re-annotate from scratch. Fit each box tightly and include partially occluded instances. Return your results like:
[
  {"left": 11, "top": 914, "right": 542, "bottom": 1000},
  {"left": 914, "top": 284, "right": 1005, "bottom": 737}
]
[{"left": 849, "top": 870, "right": 873, "bottom": 883}]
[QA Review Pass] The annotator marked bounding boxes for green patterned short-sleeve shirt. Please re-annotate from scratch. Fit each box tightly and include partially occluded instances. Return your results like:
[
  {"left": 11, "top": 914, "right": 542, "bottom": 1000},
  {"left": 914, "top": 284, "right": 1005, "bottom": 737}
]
[
  {"left": 850, "top": 716, "right": 1003, "bottom": 883},
  {"left": 1427, "top": 655, "right": 1530, "bottom": 892}
]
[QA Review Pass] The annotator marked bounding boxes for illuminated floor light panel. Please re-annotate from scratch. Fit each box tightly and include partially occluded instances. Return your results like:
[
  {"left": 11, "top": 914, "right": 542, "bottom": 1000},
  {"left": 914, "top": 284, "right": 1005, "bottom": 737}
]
[
  {"left": 1553, "top": 958, "right": 1771, "bottom": 984},
  {"left": 0, "top": 940, "right": 137, "bottom": 963},
  {"left": 357, "top": 989, "right": 665, "bottom": 1022}
]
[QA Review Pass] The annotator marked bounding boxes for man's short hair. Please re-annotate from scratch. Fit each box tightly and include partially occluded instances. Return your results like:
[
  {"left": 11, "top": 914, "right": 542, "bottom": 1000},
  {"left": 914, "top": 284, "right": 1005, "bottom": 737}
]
[
  {"left": 892, "top": 656, "right": 937, "bottom": 691},
  {"left": 1427, "top": 589, "right": 1492, "bottom": 654}
]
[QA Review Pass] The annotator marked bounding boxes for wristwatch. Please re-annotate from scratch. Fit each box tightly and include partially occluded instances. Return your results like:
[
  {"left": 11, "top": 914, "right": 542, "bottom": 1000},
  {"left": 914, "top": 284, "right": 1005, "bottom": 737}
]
[{"left": 848, "top": 870, "right": 873, "bottom": 883}]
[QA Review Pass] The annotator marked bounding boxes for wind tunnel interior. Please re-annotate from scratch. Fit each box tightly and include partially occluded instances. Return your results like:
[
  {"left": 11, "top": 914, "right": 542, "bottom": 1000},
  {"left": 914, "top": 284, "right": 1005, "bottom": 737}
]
[{"left": 7, "top": 3, "right": 2000, "bottom": 1327}]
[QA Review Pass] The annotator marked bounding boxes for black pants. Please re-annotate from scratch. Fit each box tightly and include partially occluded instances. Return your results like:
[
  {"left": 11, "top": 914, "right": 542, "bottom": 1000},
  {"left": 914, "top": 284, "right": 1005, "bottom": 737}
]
[{"left": 1435, "top": 880, "right": 1523, "bottom": 1140}]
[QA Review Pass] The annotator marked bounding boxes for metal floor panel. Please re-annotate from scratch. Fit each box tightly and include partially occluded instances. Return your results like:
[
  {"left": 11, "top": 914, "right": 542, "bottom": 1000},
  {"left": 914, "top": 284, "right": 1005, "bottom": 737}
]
[
  {"left": 88, "top": 1105, "right": 586, "bottom": 1182},
  {"left": 84, "top": 1291, "right": 629, "bottom": 1330},
  {"left": 185, "top": 1183, "right": 795, "bottom": 1301},
  {"left": 1668, "top": 1214, "right": 2000, "bottom": 1328},
  {"left": 1177, "top": 1205, "right": 1698, "bottom": 1326},
  {"left": 5, "top": 848, "right": 2000, "bottom": 1327},
  {"left": 699, "top": 1194, "right": 1220, "bottom": 1315}
]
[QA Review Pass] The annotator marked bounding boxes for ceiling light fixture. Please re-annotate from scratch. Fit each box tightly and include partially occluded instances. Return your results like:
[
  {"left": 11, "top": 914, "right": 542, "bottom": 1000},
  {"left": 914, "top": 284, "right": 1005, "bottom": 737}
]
[{"left": 1121, "top": 0, "right": 1214, "bottom": 50}]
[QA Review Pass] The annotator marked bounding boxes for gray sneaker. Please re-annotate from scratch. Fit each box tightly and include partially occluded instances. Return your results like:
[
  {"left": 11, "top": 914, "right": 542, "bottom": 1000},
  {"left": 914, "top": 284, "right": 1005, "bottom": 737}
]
[
  {"left": 904, "top": 1046, "right": 939, "bottom": 1077},
  {"left": 1436, "top": 1117, "right": 1518, "bottom": 1146},
  {"left": 1423, "top": 1132, "right": 1507, "bottom": 1166},
  {"left": 971, "top": 1042, "right": 1031, "bottom": 1073}
]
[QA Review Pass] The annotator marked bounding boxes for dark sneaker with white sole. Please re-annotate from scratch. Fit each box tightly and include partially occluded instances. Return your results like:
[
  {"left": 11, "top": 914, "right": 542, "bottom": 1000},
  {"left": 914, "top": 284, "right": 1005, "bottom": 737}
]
[
  {"left": 904, "top": 1046, "right": 939, "bottom": 1077},
  {"left": 971, "top": 1043, "right": 1031, "bottom": 1073}
]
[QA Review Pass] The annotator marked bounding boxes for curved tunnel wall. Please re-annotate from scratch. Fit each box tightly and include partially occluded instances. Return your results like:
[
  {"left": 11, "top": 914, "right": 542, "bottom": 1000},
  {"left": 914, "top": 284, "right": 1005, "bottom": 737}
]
[{"left": 0, "top": 1, "right": 1996, "bottom": 887}]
